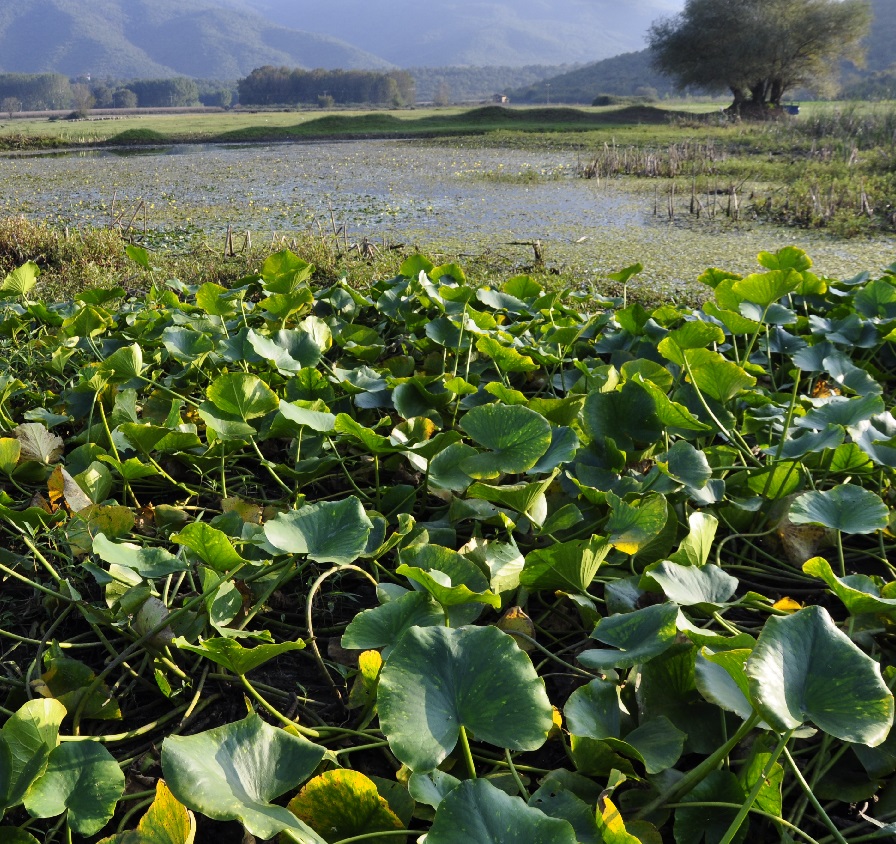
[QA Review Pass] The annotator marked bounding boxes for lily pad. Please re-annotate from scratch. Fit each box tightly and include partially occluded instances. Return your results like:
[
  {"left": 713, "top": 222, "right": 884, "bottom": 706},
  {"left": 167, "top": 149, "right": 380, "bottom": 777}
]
[
  {"left": 161, "top": 713, "right": 326, "bottom": 841},
  {"left": 745, "top": 605, "right": 894, "bottom": 745},
  {"left": 427, "top": 779, "right": 577, "bottom": 844},
  {"left": 460, "top": 404, "right": 551, "bottom": 479},
  {"left": 287, "top": 770, "right": 403, "bottom": 842},
  {"left": 263, "top": 497, "right": 373, "bottom": 565},
  {"left": 96, "top": 780, "right": 196, "bottom": 844},
  {"left": 789, "top": 484, "right": 889, "bottom": 534},
  {"left": 378, "top": 625, "right": 553, "bottom": 772}
]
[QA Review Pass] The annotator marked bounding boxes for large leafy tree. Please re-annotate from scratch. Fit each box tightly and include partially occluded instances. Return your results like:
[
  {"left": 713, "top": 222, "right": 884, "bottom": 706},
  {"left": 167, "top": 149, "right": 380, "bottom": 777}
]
[{"left": 647, "top": 0, "right": 871, "bottom": 110}]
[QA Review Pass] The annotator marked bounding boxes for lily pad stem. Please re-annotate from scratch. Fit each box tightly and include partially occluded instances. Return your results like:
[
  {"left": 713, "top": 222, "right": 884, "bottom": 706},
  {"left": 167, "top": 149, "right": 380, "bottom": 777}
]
[
  {"left": 459, "top": 725, "right": 477, "bottom": 778},
  {"left": 717, "top": 728, "right": 794, "bottom": 844},
  {"left": 782, "top": 745, "right": 848, "bottom": 844}
]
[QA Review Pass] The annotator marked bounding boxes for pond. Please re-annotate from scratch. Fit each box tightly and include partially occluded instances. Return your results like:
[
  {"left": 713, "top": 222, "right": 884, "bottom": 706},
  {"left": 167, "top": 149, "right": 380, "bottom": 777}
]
[{"left": 1, "top": 139, "right": 892, "bottom": 292}]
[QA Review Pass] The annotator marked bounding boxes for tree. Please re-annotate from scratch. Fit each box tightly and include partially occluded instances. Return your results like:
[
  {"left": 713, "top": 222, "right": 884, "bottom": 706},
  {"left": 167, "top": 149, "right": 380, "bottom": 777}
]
[
  {"left": 433, "top": 81, "right": 452, "bottom": 106},
  {"left": 70, "top": 83, "right": 95, "bottom": 117},
  {"left": 647, "top": 0, "right": 871, "bottom": 111},
  {"left": 112, "top": 88, "right": 138, "bottom": 109},
  {"left": 2, "top": 96, "right": 21, "bottom": 118}
]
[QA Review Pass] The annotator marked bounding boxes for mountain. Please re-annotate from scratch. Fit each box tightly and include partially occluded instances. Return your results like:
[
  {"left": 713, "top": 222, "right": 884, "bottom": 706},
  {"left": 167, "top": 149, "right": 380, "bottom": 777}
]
[
  {"left": 0, "top": 0, "right": 392, "bottom": 79},
  {"left": 240, "top": 0, "right": 683, "bottom": 68}
]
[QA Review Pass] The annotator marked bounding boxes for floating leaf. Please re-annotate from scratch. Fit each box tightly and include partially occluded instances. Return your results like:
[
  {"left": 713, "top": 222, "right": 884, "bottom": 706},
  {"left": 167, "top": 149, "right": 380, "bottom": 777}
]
[
  {"left": 13, "top": 423, "right": 63, "bottom": 464},
  {"left": 521, "top": 536, "right": 609, "bottom": 593},
  {"left": 644, "top": 562, "right": 738, "bottom": 608},
  {"left": 0, "top": 699, "right": 65, "bottom": 810},
  {"left": 287, "top": 770, "right": 403, "bottom": 842},
  {"left": 378, "top": 625, "right": 553, "bottom": 772},
  {"left": 578, "top": 604, "right": 679, "bottom": 670},
  {"left": 174, "top": 636, "right": 304, "bottom": 675},
  {"left": 24, "top": 741, "right": 125, "bottom": 836},
  {"left": 96, "top": 780, "right": 196, "bottom": 844},
  {"left": 460, "top": 404, "right": 551, "bottom": 479},
  {"left": 161, "top": 713, "right": 326, "bottom": 841},
  {"left": 789, "top": 484, "right": 889, "bottom": 534},
  {"left": 0, "top": 261, "right": 39, "bottom": 297},
  {"left": 397, "top": 564, "right": 501, "bottom": 610},
  {"left": 263, "top": 497, "right": 373, "bottom": 565},
  {"left": 427, "top": 779, "right": 577, "bottom": 843},
  {"left": 803, "top": 556, "right": 896, "bottom": 616},
  {"left": 746, "top": 605, "right": 894, "bottom": 744},
  {"left": 171, "top": 522, "right": 247, "bottom": 571},
  {"left": 93, "top": 533, "right": 186, "bottom": 579},
  {"left": 341, "top": 590, "right": 444, "bottom": 654},
  {"left": 206, "top": 373, "right": 278, "bottom": 421}
]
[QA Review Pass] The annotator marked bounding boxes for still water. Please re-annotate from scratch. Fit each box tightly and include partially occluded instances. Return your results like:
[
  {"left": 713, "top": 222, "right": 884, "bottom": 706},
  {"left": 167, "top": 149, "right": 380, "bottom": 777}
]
[{"left": 1, "top": 139, "right": 892, "bottom": 290}]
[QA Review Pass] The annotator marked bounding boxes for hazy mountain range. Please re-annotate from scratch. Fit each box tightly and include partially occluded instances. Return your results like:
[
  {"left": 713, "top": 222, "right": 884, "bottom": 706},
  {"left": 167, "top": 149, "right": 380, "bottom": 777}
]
[{"left": 0, "top": 0, "right": 682, "bottom": 78}]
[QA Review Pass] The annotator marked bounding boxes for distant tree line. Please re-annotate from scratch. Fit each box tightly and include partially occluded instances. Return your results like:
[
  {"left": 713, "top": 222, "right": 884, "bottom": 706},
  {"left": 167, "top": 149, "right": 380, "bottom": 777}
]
[
  {"left": 0, "top": 73, "right": 238, "bottom": 114},
  {"left": 237, "top": 67, "right": 415, "bottom": 107}
]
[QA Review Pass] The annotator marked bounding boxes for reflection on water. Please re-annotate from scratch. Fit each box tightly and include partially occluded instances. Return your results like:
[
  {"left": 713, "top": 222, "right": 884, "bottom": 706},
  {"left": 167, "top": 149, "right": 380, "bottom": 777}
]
[{"left": 0, "top": 139, "right": 891, "bottom": 287}]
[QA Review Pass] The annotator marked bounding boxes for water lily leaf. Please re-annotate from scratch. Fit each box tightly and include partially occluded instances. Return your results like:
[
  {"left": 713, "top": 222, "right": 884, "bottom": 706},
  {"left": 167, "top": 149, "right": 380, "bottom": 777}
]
[
  {"left": 746, "top": 605, "right": 894, "bottom": 745},
  {"left": 396, "top": 564, "right": 501, "bottom": 610},
  {"left": 287, "top": 769, "right": 403, "bottom": 842},
  {"left": 582, "top": 382, "right": 662, "bottom": 452},
  {"left": 174, "top": 636, "right": 304, "bottom": 675},
  {"left": 33, "top": 653, "right": 121, "bottom": 721},
  {"left": 399, "top": 544, "right": 491, "bottom": 624},
  {"left": 0, "top": 831, "right": 41, "bottom": 844},
  {"left": 98, "top": 343, "right": 143, "bottom": 381},
  {"left": 789, "top": 484, "right": 889, "bottom": 534},
  {"left": 162, "top": 328, "right": 215, "bottom": 364},
  {"left": 476, "top": 335, "right": 539, "bottom": 372},
  {"left": 161, "top": 713, "right": 326, "bottom": 841},
  {"left": 0, "top": 260, "right": 39, "bottom": 297},
  {"left": 334, "top": 414, "right": 399, "bottom": 454},
  {"left": 656, "top": 441, "right": 711, "bottom": 490},
  {"left": 594, "top": 796, "right": 643, "bottom": 844},
  {"left": 429, "top": 442, "right": 477, "bottom": 492},
  {"left": 378, "top": 625, "right": 553, "bottom": 772},
  {"left": 669, "top": 512, "right": 719, "bottom": 567},
  {"left": 737, "top": 735, "right": 784, "bottom": 819},
  {"left": 93, "top": 533, "right": 187, "bottom": 578},
  {"left": 408, "top": 769, "right": 462, "bottom": 810},
  {"left": 521, "top": 536, "right": 610, "bottom": 593},
  {"left": 264, "top": 497, "right": 373, "bottom": 565},
  {"left": 803, "top": 556, "right": 896, "bottom": 616},
  {"left": 48, "top": 465, "right": 93, "bottom": 512},
  {"left": 644, "top": 562, "right": 738, "bottom": 608},
  {"left": 564, "top": 678, "right": 621, "bottom": 740},
  {"left": 633, "top": 377, "right": 711, "bottom": 433},
  {"left": 341, "top": 590, "right": 444, "bottom": 654},
  {"left": 206, "top": 373, "right": 278, "bottom": 421},
  {"left": 695, "top": 648, "right": 754, "bottom": 721},
  {"left": 24, "top": 741, "right": 124, "bottom": 836},
  {"left": 278, "top": 400, "right": 336, "bottom": 433},
  {"left": 0, "top": 437, "right": 21, "bottom": 475},
  {"left": 460, "top": 404, "right": 551, "bottom": 479},
  {"left": 261, "top": 249, "right": 313, "bottom": 293},
  {"left": 616, "top": 717, "right": 686, "bottom": 775},
  {"left": 732, "top": 269, "right": 803, "bottom": 308},
  {"left": 683, "top": 349, "right": 756, "bottom": 403},
  {"left": 96, "top": 779, "right": 195, "bottom": 844},
  {"left": 606, "top": 493, "right": 669, "bottom": 556},
  {"left": 0, "top": 699, "right": 65, "bottom": 810},
  {"left": 14, "top": 423, "right": 63, "bottom": 464},
  {"left": 171, "top": 522, "right": 247, "bottom": 571},
  {"left": 578, "top": 604, "right": 679, "bottom": 670},
  {"left": 197, "top": 401, "right": 257, "bottom": 440},
  {"left": 426, "top": 779, "right": 577, "bottom": 844}
]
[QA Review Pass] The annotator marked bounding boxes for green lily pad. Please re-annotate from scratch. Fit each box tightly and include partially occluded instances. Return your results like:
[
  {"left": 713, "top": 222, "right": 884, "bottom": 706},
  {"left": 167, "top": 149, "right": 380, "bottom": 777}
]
[
  {"left": 287, "top": 769, "right": 403, "bottom": 842},
  {"left": 174, "top": 636, "right": 304, "bottom": 675},
  {"left": 161, "top": 713, "right": 326, "bottom": 841},
  {"left": 460, "top": 404, "right": 551, "bottom": 479},
  {"left": 803, "top": 556, "right": 896, "bottom": 616},
  {"left": 378, "top": 625, "right": 553, "bottom": 772},
  {"left": 396, "top": 564, "right": 501, "bottom": 610},
  {"left": 606, "top": 493, "right": 669, "bottom": 556},
  {"left": 93, "top": 533, "right": 187, "bottom": 578},
  {"left": 426, "top": 779, "right": 577, "bottom": 843},
  {"left": 564, "top": 678, "right": 621, "bottom": 740},
  {"left": 341, "top": 590, "right": 444, "bottom": 654},
  {"left": 746, "top": 605, "right": 894, "bottom": 745},
  {"left": 171, "top": 522, "right": 247, "bottom": 572},
  {"left": 789, "top": 484, "right": 889, "bottom": 534},
  {"left": 521, "top": 536, "right": 610, "bottom": 594},
  {"left": 0, "top": 699, "right": 65, "bottom": 810},
  {"left": 206, "top": 373, "right": 279, "bottom": 421},
  {"left": 264, "top": 497, "right": 373, "bottom": 565},
  {"left": 644, "top": 562, "right": 738, "bottom": 608},
  {"left": 96, "top": 780, "right": 195, "bottom": 844},
  {"left": 98, "top": 343, "right": 143, "bottom": 382},
  {"left": 578, "top": 604, "right": 679, "bottom": 670},
  {"left": 24, "top": 741, "right": 125, "bottom": 836}
]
